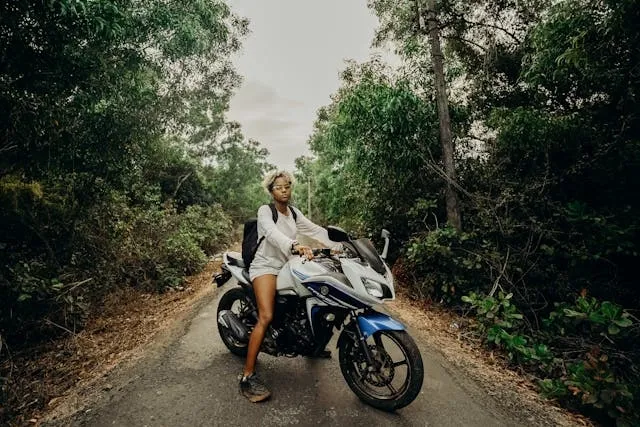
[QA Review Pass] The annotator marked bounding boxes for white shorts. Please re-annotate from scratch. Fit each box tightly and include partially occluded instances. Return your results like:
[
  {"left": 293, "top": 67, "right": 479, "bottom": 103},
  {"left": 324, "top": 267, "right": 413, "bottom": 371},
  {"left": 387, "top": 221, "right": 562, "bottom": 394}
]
[{"left": 248, "top": 264, "right": 282, "bottom": 282}]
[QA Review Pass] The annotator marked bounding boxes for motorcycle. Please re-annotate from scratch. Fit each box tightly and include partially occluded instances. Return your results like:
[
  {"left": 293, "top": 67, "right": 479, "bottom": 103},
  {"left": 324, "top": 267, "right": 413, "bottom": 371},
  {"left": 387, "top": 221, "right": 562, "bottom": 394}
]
[{"left": 213, "top": 226, "right": 424, "bottom": 411}]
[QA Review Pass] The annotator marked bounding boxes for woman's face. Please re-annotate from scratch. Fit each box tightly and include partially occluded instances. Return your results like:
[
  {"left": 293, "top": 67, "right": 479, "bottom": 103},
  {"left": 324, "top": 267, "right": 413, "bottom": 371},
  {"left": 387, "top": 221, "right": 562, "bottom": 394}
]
[{"left": 271, "top": 176, "right": 292, "bottom": 203}]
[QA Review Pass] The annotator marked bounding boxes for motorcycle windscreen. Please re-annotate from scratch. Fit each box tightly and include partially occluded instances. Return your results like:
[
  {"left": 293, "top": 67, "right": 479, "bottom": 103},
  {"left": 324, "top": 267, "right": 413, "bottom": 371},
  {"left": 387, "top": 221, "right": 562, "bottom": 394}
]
[{"left": 351, "top": 238, "right": 386, "bottom": 275}]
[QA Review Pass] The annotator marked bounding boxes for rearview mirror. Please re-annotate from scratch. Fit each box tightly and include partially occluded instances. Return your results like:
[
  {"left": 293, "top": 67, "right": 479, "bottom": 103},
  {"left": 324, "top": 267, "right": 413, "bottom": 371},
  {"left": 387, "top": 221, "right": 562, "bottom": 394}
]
[
  {"left": 380, "top": 229, "right": 391, "bottom": 260},
  {"left": 327, "top": 226, "right": 350, "bottom": 242}
]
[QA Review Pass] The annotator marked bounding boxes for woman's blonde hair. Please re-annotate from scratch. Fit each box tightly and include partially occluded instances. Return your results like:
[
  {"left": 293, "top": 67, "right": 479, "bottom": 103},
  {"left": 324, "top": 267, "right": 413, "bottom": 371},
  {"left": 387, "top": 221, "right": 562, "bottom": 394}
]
[{"left": 262, "top": 170, "right": 295, "bottom": 194}]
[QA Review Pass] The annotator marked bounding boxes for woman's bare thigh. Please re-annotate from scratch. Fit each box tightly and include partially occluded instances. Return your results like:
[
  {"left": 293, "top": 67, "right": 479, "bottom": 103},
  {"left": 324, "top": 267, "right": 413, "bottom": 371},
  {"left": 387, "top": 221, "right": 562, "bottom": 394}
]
[{"left": 252, "top": 274, "right": 277, "bottom": 318}]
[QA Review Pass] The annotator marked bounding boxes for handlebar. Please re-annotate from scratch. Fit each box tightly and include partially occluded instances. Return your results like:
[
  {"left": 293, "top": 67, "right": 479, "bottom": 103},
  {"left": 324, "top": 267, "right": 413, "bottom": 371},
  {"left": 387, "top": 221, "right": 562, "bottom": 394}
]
[
  {"left": 313, "top": 248, "right": 332, "bottom": 256},
  {"left": 290, "top": 247, "right": 335, "bottom": 257}
]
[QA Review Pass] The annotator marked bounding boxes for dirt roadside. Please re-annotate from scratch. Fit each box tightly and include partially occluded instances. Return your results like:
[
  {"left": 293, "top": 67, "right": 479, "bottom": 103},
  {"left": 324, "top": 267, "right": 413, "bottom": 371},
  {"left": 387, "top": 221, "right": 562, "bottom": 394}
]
[
  {"left": 1, "top": 259, "right": 224, "bottom": 426},
  {"left": 3, "top": 258, "right": 590, "bottom": 426},
  {"left": 386, "top": 294, "right": 591, "bottom": 427}
]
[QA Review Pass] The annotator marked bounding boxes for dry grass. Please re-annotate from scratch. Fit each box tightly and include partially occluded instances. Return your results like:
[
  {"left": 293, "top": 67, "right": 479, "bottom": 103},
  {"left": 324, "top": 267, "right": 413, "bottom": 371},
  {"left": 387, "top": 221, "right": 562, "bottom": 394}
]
[
  {"left": 388, "top": 291, "right": 593, "bottom": 427},
  {"left": 1, "top": 259, "right": 222, "bottom": 426}
]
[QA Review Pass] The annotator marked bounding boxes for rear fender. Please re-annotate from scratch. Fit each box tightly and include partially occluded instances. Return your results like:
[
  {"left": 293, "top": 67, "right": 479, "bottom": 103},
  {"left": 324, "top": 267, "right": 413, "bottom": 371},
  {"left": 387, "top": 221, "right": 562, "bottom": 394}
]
[{"left": 222, "top": 253, "right": 251, "bottom": 286}]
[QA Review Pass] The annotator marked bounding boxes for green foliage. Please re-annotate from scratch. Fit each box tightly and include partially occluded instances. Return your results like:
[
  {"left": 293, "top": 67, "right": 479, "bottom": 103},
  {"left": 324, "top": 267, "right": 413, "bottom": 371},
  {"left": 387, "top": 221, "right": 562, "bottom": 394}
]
[
  {"left": 405, "top": 227, "right": 481, "bottom": 302},
  {"left": 561, "top": 354, "right": 636, "bottom": 425},
  {"left": 462, "top": 291, "right": 555, "bottom": 366},
  {"left": 305, "top": 1, "right": 640, "bottom": 424},
  {"left": 546, "top": 296, "right": 635, "bottom": 337},
  {"left": 539, "top": 353, "right": 638, "bottom": 426},
  {"left": 0, "top": 186, "right": 235, "bottom": 344},
  {"left": 0, "top": 0, "right": 263, "bottom": 353},
  {"left": 76, "top": 192, "right": 234, "bottom": 292},
  {"left": 302, "top": 60, "right": 469, "bottom": 242},
  {"left": 0, "top": 176, "right": 44, "bottom": 209},
  {"left": 461, "top": 291, "right": 524, "bottom": 332},
  {"left": 205, "top": 135, "right": 273, "bottom": 222},
  {"left": 462, "top": 291, "right": 640, "bottom": 424},
  {"left": 5, "top": 261, "right": 89, "bottom": 333}
]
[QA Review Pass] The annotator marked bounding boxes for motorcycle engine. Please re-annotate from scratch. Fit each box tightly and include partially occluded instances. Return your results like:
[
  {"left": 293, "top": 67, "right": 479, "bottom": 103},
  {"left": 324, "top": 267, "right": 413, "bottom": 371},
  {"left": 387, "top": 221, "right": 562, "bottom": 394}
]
[{"left": 265, "top": 298, "right": 314, "bottom": 356}]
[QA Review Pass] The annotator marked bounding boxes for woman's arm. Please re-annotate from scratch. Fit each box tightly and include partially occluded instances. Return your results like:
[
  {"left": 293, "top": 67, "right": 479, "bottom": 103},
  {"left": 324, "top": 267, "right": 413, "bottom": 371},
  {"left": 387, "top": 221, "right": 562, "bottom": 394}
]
[
  {"left": 292, "top": 207, "right": 334, "bottom": 247},
  {"left": 258, "top": 205, "right": 296, "bottom": 255}
]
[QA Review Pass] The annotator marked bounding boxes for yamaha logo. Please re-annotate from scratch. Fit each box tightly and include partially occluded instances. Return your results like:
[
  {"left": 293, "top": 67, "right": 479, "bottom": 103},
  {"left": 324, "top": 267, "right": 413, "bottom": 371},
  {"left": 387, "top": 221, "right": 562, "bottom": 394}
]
[{"left": 320, "top": 286, "right": 329, "bottom": 296}]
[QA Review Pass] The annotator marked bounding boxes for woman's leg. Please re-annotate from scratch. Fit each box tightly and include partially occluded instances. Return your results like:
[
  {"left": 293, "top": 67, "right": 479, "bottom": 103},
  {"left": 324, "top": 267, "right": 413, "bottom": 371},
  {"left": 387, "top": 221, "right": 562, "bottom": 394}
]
[{"left": 243, "top": 274, "right": 276, "bottom": 376}]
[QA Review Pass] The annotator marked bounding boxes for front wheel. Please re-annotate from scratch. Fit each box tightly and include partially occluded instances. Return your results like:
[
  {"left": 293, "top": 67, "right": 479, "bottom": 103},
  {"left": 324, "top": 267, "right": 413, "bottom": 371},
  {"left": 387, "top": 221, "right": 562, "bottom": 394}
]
[{"left": 339, "top": 329, "right": 424, "bottom": 411}]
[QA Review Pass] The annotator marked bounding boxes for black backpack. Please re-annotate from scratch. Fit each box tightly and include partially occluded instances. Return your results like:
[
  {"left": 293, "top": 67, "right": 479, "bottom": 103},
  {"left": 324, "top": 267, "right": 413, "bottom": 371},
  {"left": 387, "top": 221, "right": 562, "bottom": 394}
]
[{"left": 241, "top": 204, "right": 298, "bottom": 267}]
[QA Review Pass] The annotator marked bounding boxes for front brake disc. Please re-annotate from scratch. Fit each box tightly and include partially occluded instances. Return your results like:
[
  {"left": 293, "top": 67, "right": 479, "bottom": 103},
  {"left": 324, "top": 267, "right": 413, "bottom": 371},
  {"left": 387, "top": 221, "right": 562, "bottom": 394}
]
[{"left": 362, "top": 345, "right": 395, "bottom": 387}]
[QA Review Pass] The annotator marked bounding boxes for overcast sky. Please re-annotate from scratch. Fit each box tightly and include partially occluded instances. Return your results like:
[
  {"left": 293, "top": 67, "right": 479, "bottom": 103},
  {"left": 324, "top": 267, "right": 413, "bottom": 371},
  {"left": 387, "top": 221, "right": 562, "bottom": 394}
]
[{"left": 226, "top": 0, "right": 390, "bottom": 171}]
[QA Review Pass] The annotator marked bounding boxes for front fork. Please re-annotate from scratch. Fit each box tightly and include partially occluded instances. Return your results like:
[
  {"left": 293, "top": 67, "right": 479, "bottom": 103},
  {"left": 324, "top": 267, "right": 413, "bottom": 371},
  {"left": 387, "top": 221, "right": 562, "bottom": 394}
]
[
  {"left": 338, "top": 314, "right": 378, "bottom": 371},
  {"left": 353, "top": 317, "right": 377, "bottom": 367},
  {"left": 338, "top": 310, "right": 405, "bottom": 370}
]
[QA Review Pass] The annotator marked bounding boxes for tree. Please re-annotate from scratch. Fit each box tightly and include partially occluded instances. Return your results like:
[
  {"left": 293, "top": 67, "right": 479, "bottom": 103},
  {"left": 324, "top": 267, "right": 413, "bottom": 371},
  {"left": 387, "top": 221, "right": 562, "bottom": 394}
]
[
  {"left": 418, "top": 0, "right": 461, "bottom": 230},
  {"left": 293, "top": 155, "right": 315, "bottom": 219},
  {"left": 370, "top": 0, "right": 464, "bottom": 230},
  {"left": 0, "top": 0, "right": 262, "bottom": 348},
  {"left": 304, "top": 61, "right": 448, "bottom": 241}
]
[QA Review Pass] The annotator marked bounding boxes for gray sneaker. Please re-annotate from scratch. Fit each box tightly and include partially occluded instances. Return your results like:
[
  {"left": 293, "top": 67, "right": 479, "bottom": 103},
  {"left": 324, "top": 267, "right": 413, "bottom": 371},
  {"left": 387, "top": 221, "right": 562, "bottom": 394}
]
[{"left": 239, "top": 372, "right": 271, "bottom": 402}]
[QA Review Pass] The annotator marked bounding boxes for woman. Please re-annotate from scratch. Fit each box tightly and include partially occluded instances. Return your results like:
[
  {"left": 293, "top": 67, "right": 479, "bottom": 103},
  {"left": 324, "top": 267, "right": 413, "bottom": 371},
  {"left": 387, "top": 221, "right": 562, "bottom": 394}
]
[{"left": 240, "top": 170, "right": 337, "bottom": 403}]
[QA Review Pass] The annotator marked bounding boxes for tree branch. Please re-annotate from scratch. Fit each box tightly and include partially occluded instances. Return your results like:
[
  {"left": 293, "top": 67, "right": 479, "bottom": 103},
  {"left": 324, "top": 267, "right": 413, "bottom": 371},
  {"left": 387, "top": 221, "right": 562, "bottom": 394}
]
[
  {"left": 44, "top": 318, "right": 78, "bottom": 337},
  {"left": 442, "top": 35, "right": 488, "bottom": 53},
  {"left": 0, "top": 144, "right": 17, "bottom": 153},
  {"left": 453, "top": 16, "right": 522, "bottom": 44},
  {"left": 489, "top": 248, "right": 510, "bottom": 297},
  {"left": 172, "top": 172, "right": 192, "bottom": 200}
]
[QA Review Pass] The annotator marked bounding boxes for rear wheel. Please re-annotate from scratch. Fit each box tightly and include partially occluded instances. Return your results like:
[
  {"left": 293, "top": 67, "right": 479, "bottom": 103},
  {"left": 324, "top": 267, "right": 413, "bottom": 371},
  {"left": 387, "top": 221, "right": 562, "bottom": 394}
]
[
  {"left": 217, "top": 287, "right": 254, "bottom": 357},
  {"left": 339, "top": 329, "right": 424, "bottom": 411}
]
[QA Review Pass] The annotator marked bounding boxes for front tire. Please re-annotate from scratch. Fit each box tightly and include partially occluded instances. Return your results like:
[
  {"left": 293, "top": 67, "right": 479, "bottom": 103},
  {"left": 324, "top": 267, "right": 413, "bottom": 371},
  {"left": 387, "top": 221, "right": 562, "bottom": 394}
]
[
  {"left": 339, "top": 329, "right": 424, "bottom": 411},
  {"left": 217, "top": 287, "right": 253, "bottom": 357}
]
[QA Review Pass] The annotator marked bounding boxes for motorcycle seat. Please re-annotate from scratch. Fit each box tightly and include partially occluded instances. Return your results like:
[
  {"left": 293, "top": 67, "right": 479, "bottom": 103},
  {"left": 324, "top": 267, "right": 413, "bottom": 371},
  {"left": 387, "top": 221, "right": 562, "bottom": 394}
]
[{"left": 225, "top": 254, "right": 252, "bottom": 285}]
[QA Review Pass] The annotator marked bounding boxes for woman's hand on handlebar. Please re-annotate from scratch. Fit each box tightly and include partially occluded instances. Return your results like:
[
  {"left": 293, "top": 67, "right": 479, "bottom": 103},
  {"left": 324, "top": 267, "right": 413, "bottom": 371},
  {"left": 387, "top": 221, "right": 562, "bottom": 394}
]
[
  {"left": 292, "top": 245, "right": 342, "bottom": 259},
  {"left": 292, "top": 244, "right": 314, "bottom": 260}
]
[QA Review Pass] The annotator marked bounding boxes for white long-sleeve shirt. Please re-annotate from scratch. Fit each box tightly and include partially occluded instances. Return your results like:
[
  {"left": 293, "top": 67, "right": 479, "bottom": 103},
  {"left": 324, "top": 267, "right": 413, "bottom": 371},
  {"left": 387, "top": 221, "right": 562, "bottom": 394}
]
[{"left": 248, "top": 204, "right": 334, "bottom": 280}]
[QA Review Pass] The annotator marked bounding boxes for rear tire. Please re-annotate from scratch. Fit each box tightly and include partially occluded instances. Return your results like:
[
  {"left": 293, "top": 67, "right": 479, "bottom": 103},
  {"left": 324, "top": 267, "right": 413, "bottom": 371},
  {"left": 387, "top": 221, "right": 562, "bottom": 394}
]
[
  {"left": 339, "top": 329, "right": 424, "bottom": 412},
  {"left": 217, "top": 287, "right": 253, "bottom": 357}
]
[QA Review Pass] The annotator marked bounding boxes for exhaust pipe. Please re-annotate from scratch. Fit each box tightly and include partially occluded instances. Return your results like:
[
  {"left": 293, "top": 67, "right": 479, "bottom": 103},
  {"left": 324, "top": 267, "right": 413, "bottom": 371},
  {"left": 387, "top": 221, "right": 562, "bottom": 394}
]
[{"left": 218, "top": 310, "right": 249, "bottom": 343}]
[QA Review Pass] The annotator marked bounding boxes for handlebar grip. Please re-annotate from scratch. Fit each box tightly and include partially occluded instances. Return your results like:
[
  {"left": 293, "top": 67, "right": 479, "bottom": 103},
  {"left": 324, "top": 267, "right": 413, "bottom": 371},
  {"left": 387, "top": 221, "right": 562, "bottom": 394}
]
[{"left": 292, "top": 248, "right": 331, "bottom": 256}]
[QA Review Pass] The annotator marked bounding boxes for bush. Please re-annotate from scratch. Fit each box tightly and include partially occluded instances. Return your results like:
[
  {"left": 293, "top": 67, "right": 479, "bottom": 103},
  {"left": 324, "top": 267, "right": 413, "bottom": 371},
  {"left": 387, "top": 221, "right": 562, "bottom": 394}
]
[
  {"left": 404, "top": 226, "right": 498, "bottom": 303},
  {"left": 76, "top": 193, "right": 233, "bottom": 292},
  {"left": 461, "top": 291, "right": 640, "bottom": 425},
  {"left": 1, "top": 188, "right": 234, "bottom": 345}
]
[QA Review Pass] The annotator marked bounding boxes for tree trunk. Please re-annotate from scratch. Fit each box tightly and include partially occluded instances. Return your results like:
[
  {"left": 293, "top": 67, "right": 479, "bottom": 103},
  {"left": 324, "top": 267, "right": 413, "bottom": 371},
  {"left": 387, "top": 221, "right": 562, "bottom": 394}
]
[
  {"left": 307, "top": 178, "right": 312, "bottom": 220},
  {"left": 419, "top": 0, "right": 462, "bottom": 231}
]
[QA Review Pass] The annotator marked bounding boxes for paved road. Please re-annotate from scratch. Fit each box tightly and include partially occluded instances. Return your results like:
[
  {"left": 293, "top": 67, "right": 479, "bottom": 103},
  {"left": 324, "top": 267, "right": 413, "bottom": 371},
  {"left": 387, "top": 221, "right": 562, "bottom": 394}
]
[{"left": 54, "top": 279, "right": 525, "bottom": 427}]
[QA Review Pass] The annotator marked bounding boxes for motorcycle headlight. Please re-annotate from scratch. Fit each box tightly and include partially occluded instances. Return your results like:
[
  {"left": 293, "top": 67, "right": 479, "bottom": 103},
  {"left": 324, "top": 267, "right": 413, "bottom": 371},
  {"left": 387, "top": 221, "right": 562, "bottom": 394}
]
[{"left": 361, "top": 278, "right": 384, "bottom": 299}]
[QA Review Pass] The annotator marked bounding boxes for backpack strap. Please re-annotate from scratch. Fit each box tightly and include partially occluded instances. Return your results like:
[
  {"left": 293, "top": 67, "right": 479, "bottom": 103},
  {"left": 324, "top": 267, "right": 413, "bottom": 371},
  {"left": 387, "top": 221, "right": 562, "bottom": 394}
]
[
  {"left": 268, "top": 203, "right": 297, "bottom": 223},
  {"left": 268, "top": 203, "right": 278, "bottom": 223},
  {"left": 251, "top": 234, "right": 265, "bottom": 265}
]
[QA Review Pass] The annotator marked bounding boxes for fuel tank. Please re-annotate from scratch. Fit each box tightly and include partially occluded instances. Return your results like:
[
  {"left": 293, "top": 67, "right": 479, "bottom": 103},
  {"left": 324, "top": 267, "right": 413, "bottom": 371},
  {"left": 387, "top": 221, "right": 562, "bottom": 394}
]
[{"left": 276, "top": 257, "right": 329, "bottom": 297}]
